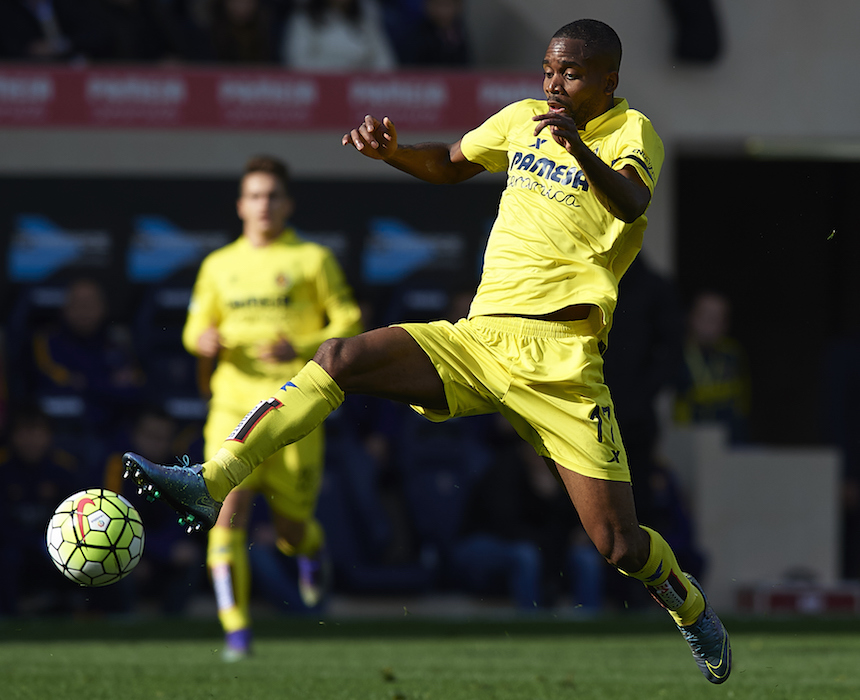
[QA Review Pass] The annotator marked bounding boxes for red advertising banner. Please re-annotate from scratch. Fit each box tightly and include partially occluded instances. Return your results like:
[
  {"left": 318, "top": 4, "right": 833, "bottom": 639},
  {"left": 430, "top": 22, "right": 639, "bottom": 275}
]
[{"left": 0, "top": 65, "right": 543, "bottom": 132}]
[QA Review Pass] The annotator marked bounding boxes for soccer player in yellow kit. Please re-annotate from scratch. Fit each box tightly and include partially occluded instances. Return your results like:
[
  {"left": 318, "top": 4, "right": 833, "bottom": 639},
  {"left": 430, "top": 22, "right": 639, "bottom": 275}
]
[
  {"left": 183, "top": 155, "right": 361, "bottom": 660},
  {"left": 125, "top": 20, "right": 731, "bottom": 683}
]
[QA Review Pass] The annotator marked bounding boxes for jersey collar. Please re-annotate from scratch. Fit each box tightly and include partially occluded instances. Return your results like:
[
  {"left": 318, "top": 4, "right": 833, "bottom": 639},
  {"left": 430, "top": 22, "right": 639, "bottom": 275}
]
[{"left": 581, "top": 97, "right": 629, "bottom": 134}]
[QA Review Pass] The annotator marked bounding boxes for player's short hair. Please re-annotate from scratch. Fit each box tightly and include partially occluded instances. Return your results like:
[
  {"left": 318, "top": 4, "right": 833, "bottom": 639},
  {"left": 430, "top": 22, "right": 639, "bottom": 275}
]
[
  {"left": 552, "top": 19, "right": 622, "bottom": 72},
  {"left": 241, "top": 155, "right": 291, "bottom": 196}
]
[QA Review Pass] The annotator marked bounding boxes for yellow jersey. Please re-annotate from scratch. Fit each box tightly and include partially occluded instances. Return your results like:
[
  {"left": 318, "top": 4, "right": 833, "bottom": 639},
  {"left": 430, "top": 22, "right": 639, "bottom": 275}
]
[
  {"left": 183, "top": 228, "right": 361, "bottom": 404},
  {"left": 460, "top": 97, "right": 664, "bottom": 344}
]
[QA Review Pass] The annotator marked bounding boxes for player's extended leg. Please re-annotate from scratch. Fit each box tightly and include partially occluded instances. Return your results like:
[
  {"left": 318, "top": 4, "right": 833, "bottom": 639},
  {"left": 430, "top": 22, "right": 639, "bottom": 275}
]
[
  {"left": 123, "top": 327, "right": 446, "bottom": 529},
  {"left": 208, "top": 489, "right": 254, "bottom": 662},
  {"left": 557, "top": 466, "right": 731, "bottom": 684}
]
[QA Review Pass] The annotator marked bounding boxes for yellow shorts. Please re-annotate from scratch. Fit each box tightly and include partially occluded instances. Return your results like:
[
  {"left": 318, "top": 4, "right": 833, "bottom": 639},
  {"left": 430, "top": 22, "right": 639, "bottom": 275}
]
[
  {"left": 397, "top": 314, "right": 630, "bottom": 482},
  {"left": 205, "top": 399, "right": 324, "bottom": 521}
]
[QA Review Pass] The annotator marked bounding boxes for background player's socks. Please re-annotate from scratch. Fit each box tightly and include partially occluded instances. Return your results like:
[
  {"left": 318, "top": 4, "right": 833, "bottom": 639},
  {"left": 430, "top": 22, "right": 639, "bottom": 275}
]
[
  {"left": 622, "top": 525, "right": 705, "bottom": 627},
  {"left": 275, "top": 517, "right": 324, "bottom": 557},
  {"left": 202, "top": 361, "right": 344, "bottom": 500},
  {"left": 209, "top": 526, "right": 251, "bottom": 635},
  {"left": 276, "top": 518, "right": 328, "bottom": 608}
]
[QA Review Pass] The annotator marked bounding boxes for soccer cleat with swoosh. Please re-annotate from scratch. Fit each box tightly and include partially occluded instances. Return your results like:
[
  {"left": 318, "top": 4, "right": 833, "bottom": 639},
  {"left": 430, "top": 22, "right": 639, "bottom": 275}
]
[
  {"left": 677, "top": 574, "right": 732, "bottom": 684},
  {"left": 122, "top": 452, "right": 222, "bottom": 534}
]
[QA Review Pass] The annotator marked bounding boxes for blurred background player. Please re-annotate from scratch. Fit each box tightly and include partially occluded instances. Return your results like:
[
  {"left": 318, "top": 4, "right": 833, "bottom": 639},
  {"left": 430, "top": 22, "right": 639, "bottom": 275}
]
[
  {"left": 674, "top": 289, "right": 751, "bottom": 444},
  {"left": 182, "top": 155, "right": 361, "bottom": 660}
]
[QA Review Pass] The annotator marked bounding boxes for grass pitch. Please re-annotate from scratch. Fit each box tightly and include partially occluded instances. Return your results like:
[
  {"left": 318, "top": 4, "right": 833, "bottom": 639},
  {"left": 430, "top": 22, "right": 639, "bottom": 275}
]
[{"left": 2, "top": 615, "right": 859, "bottom": 700}]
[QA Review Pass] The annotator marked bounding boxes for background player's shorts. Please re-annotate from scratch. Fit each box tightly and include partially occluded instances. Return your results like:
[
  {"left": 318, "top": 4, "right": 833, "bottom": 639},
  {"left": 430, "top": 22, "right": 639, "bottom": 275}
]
[
  {"left": 205, "top": 401, "right": 324, "bottom": 521},
  {"left": 396, "top": 315, "right": 630, "bottom": 482}
]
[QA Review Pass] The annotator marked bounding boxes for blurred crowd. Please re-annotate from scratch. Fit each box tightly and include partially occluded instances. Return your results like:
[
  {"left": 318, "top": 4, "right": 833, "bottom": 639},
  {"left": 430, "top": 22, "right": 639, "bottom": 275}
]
[
  {"left": 0, "top": 0, "right": 472, "bottom": 68},
  {"left": 0, "top": 256, "right": 761, "bottom": 620}
]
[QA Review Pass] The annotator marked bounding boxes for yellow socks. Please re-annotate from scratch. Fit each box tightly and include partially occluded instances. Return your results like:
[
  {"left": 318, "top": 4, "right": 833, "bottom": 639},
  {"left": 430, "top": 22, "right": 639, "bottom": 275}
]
[
  {"left": 202, "top": 361, "right": 344, "bottom": 501},
  {"left": 276, "top": 518, "right": 324, "bottom": 558},
  {"left": 208, "top": 526, "right": 251, "bottom": 633},
  {"left": 621, "top": 525, "right": 705, "bottom": 627}
]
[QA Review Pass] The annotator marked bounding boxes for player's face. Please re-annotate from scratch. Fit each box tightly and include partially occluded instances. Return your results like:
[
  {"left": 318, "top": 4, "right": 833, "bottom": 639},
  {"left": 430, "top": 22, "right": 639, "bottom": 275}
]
[
  {"left": 542, "top": 37, "right": 618, "bottom": 127},
  {"left": 237, "top": 172, "right": 293, "bottom": 238}
]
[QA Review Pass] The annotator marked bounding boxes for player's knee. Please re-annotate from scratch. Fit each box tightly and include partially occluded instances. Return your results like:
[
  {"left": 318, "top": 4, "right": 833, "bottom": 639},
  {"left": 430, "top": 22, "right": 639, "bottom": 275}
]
[
  {"left": 590, "top": 527, "right": 647, "bottom": 572},
  {"left": 313, "top": 337, "right": 352, "bottom": 380}
]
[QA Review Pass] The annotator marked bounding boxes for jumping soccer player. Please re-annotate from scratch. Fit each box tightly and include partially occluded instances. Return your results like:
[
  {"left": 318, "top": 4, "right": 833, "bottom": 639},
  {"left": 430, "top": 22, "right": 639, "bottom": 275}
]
[{"left": 124, "top": 19, "right": 731, "bottom": 683}]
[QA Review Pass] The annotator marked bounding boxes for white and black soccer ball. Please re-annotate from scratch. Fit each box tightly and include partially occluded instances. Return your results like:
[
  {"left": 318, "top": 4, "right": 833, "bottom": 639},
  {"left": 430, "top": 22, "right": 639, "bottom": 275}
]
[{"left": 46, "top": 488, "right": 145, "bottom": 587}]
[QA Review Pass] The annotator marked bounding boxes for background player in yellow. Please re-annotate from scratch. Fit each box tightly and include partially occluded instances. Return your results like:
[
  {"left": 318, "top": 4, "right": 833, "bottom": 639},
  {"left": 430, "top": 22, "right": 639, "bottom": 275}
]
[
  {"left": 126, "top": 20, "right": 731, "bottom": 683},
  {"left": 182, "top": 155, "right": 361, "bottom": 660}
]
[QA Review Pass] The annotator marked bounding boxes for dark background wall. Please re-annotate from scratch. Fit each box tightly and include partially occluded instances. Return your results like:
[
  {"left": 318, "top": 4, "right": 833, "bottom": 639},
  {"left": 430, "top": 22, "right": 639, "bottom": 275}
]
[{"left": 675, "top": 156, "right": 860, "bottom": 445}]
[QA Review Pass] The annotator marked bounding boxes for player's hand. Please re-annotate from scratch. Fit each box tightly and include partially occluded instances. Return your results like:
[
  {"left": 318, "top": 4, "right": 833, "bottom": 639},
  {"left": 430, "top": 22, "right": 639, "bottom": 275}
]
[
  {"left": 259, "top": 335, "right": 297, "bottom": 363},
  {"left": 532, "top": 110, "right": 585, "bottom": 156},
  {"left": 342, "top": 115, "right": 398, "bottom": 160},
  {"left": 196, "top": 326, "right": 222, "bottom": 358}
]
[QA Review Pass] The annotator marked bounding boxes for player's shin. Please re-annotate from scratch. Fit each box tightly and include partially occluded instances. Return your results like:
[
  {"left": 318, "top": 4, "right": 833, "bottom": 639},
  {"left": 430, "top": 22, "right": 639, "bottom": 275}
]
[
  {"left": 620, "top": 525, "right": 705, "bottom": 626},
  {"left": 203, "top": 361, "right": 344, "bottom": 500}
]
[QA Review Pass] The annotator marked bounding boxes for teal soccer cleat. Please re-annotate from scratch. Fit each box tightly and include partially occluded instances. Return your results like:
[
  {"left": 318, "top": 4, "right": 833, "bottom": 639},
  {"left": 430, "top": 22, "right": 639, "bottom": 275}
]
[
  {"left": 122, "top": 452, "right": 222, "bottom": 534},
  {"left": 678, "top": 574, "right": 732, "bottom": 684}
]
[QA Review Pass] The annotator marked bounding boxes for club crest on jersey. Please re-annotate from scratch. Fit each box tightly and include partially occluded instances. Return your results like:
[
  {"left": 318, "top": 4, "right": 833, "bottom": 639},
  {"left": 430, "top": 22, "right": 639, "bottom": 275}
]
[
  {"left": 276, "top": 272, "right": 290, "bottom": 288},
  {"left": 227, "top": 397, "right": 283, "bottom": 443}
]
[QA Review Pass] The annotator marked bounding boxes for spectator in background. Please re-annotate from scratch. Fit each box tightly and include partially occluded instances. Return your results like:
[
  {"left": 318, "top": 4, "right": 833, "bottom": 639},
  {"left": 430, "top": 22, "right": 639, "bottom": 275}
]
[
  {"left": 104, "top": 407, "right": 205, "bottom": 615},
  {"left": 283, "top": 0, "right": 396, "bottom": 70},
  {"left": 0, "top": 0, "right": 91, "bottom": 61},
  {"left": 401, "top": 0, "right": 470, "bottom": 67},
  {"left": 603, "top": 257, "right": 686, "bottom": 524},
  {"left": 85, "top": 0, "right": 184, "bottom": 62},
  {"left": 0, "top": 404, "right": 81, "bottom": 616},
  {"left": 203, "top": 0, "right": 280, "bottom": 63},
  {"left": 30, "top": 276, "right": 145, "bottom": 433},
  {"left": 674, "top": 290, "right": 751, "bottom": 444}
]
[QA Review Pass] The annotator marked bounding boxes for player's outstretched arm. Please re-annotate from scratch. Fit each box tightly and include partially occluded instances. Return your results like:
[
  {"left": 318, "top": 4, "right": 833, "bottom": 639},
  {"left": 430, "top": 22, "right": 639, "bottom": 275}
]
[{"left": 342, "top": 115, "right": 484, "bottom": 185}]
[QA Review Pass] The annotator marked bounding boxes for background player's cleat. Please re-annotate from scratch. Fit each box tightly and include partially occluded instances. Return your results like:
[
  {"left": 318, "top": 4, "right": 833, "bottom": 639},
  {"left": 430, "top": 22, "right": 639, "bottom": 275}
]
[
  {"left": 298, "top": 550, "right": 331, "bottom": 608},
  {"left": 677, "top": 574, "right": 732, "bottom": 684},
  {"left": 122, "top": 452, "right": 222, "bottom": 533},
  {"left": 222, "top": 628, "right": 252, "bottom": 663}
]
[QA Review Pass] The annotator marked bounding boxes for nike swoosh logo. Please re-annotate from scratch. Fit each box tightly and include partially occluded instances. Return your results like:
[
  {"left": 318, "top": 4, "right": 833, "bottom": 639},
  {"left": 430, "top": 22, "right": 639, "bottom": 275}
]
[{"left": 705, "top": 634, "right": 731, "bottom": 678}]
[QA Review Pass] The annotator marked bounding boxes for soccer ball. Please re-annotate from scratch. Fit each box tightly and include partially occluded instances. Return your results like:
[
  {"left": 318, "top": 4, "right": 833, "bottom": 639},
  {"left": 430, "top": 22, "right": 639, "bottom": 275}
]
[{"left": 46, "top": 488, "right": 145, "bottom": 587}]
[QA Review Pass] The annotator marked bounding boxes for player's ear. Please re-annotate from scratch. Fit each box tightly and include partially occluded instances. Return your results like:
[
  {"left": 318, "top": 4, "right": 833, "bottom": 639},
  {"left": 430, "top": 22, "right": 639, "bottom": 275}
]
[{"left": 604, "top": 71, "right": 619, "bottom": 95}]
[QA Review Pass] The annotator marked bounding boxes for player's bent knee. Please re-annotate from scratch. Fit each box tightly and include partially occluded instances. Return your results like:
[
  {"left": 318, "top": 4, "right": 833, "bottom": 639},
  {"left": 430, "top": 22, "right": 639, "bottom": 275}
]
[
  {"left": 313, "top": 337, "right": 354, "bottom": 380},
  {"left": 590, "top": 528, "right": 647, "bottom": 572}
]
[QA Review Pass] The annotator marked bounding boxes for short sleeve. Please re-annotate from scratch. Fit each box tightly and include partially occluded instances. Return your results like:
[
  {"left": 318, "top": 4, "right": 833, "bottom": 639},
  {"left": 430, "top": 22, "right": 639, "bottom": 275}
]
[
  {"left": 611, "top": 114, "right": 664, "bottom": 195},
  {"left": 459, "top": 101, "right": 526, "bottom": 173}
]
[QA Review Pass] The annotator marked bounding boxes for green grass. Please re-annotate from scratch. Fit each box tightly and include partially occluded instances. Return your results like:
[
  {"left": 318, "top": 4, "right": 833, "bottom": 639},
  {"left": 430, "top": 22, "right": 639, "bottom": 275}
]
[{"left": 2, "top": 616, "right": 860, "bottom": 700}]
